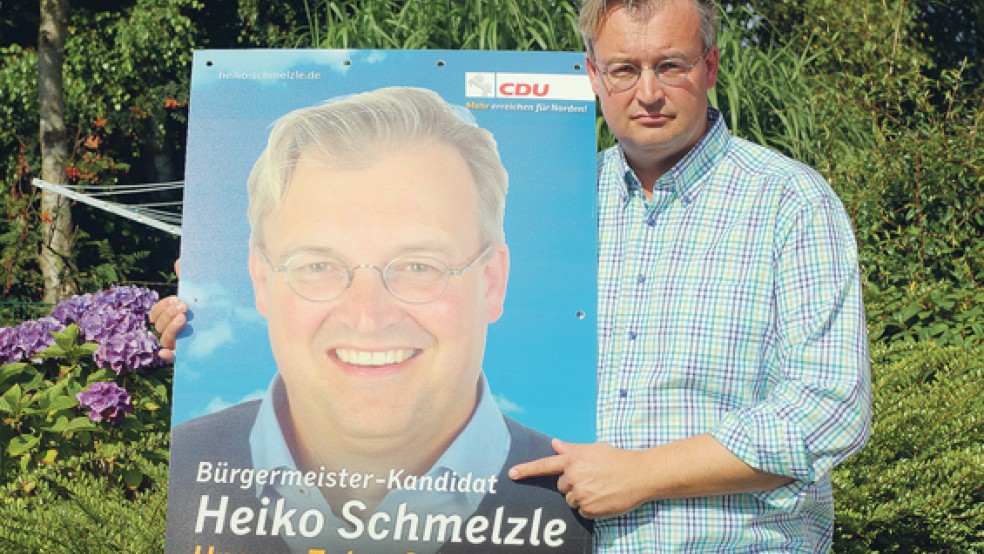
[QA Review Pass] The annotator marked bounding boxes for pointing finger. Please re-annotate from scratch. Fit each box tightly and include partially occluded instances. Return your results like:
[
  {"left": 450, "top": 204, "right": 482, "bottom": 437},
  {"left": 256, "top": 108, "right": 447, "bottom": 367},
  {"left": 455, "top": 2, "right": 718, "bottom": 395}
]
[{"left": 508, "top": 454, "right": 566, "bottom": 481}]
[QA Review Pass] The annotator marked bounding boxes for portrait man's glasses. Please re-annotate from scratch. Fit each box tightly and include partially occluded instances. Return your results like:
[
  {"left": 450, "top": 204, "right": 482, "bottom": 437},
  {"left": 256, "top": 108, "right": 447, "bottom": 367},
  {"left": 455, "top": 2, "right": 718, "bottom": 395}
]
[
  {"left": 259, "top": 244, "right": 492, "bottom": 304},
  {"left": 594, "top": 51, "right": 707, "bottom": 92}
]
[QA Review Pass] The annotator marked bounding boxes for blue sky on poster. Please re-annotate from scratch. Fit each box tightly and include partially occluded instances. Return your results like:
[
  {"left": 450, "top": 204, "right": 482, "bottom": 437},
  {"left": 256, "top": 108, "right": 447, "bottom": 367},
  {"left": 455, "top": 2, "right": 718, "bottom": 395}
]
[{"left": 174, "top": 49, "right": 597, "bottom": 442}]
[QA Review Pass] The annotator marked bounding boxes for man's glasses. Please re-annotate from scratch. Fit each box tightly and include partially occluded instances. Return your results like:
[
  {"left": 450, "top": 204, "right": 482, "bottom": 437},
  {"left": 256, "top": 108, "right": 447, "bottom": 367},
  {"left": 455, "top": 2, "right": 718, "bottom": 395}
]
[
  {"left": 594, "top": 52, "right": 707, "bottom": 92},
  {"left": 259, "top": 245, "right": 492, "bottom": 304}
]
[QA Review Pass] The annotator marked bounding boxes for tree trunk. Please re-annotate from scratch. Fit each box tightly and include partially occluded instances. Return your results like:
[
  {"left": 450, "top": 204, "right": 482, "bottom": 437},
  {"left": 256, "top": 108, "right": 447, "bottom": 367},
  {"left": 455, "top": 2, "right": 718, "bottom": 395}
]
[{"left": 38, "top": 0, "right": 77, "bottom": 303}]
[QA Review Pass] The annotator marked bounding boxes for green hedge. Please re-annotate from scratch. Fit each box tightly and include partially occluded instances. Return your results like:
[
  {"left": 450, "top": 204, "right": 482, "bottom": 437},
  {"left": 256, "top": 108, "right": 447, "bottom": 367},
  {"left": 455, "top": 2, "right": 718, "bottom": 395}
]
[{"left": 833, "top": 342, "right": 983, "bottom": 552}]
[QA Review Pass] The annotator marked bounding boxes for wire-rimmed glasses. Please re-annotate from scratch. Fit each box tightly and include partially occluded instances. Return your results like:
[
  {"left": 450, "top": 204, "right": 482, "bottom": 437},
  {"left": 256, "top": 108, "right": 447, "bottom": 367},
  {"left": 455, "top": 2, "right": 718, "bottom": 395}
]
[
  {"left": 259, "top": 244, "right": 492, "bottom": 304},
  {"left": 594, "top": 51, "right": 707, "bottom": 92}
]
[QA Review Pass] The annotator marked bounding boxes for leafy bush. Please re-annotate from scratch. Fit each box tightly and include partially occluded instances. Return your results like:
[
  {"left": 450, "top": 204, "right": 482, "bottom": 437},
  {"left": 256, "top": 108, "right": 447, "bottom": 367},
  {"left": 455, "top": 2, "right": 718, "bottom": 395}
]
[
  {"left": 832, "top": 70, "right": 984, "bottom": 294},
  {"left": 0, "top": 455, "right": 167, "bottom": 553},
  {"left": 0, "top": 285, "right": 171, "bottom": 551},
  {"left": 832, "top": 342, "right": 983, "bottom": 552},
  {"left": 0, "top": 0, "right": 195, "bottom": 302},
  {"left": 0, "top": 286, "right": 170, "bottom": 489},
  {"left": 865, "top": 281, "right": 984, "bottom": 351}
]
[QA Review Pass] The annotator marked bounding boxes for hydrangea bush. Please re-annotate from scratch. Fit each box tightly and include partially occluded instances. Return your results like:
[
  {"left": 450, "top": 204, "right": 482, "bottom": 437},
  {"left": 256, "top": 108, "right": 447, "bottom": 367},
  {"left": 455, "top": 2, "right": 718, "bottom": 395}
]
[{"left": 0, "top": 285, "right": 171, "bottom": 488}]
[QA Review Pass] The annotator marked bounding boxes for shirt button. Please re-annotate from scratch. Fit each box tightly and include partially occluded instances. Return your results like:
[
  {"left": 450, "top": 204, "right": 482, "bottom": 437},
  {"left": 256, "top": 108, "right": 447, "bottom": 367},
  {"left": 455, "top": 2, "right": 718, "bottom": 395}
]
[{"left": 619, "top": 389, "right": 628, "bottom": 398}]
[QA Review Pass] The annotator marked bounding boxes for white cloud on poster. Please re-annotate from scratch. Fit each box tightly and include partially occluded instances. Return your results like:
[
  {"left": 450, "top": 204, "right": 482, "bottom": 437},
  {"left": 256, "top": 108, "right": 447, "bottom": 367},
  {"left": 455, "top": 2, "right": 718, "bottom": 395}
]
[
  {"left": 494, "top": 393, "right": 525, "bottom": 416},
  {"left": 199, "top": 389, "right": 267, "bottom": 417},
  {"left": 186, "top": 320, "right": 234, "bottom": 359},
  {"left": 178, "top": 279, "right": 266, "bottom": 360},
  {"left": 363, "top": 51, "right": 387, "bottom": 64}
]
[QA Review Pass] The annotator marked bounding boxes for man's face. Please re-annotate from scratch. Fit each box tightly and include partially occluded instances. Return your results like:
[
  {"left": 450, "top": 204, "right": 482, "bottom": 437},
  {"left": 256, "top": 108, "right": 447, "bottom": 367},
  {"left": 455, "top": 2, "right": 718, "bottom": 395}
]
[
  {"left": 249, "top": 140, "right": 509, "bottom": 459},
  {"left": 586, "top": 0, "right": 719, "bottom": 178}
]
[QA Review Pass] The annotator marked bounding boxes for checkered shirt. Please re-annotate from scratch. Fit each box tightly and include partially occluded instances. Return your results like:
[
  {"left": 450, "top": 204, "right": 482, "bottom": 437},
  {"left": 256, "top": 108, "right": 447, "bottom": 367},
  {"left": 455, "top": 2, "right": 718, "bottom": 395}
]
[{"left": 593, "top": 109, "right": 872, "bottom": 552}]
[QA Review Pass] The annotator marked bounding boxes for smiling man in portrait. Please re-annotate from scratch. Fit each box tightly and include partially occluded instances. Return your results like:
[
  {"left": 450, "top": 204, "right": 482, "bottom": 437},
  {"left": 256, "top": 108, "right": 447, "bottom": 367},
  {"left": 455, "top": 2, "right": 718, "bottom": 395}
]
[{"left": 163, "top": 87, "right": 591, "bottom": 554}]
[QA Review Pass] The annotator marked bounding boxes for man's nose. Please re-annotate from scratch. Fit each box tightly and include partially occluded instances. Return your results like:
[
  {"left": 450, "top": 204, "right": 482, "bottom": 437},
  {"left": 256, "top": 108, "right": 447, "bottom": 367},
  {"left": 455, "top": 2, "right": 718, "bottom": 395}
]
[
  {"left": 635, "top": 68, "right": 664, "bottom": 105},
  {"left": 334, "top": 266, "right": 401, "bottom": 330}
]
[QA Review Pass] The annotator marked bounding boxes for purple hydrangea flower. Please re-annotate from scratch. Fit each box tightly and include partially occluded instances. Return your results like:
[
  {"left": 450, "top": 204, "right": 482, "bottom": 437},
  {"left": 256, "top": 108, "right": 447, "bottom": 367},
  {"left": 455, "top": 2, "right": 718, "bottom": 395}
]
[
  {"left": 0, "top": 317, "right": 66, "bottom": 364},
  {"left": 50, "top": 293, "right": 95, "bottom": 325},
  {"left": 93, "top": 285, "right": 159, "bottom": 318},
  {"left": 93, "top": 329, "right": 163, "bottom": 375},
  {"left": 3, "top": 285, "right": 162, "bottom": 370},
  {"left": 76, "top": 306, "right": 147, "bottom": 344},
  {"left": 0, "top": 326, "right": 18, "bottom": 364},
  {"left": 50, "top": 286, "right": 159, "bottom": 331},
  {"left": 76, "top": 381, "right": 134, "bottom": 425}
]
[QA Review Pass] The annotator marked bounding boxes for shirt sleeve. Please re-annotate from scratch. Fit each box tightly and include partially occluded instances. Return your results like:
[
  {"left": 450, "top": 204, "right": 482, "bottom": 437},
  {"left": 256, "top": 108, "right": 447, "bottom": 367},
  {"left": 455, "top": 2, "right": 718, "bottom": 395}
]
[{"left": 709, "top": 182, "right": 872, "bottom": 497}]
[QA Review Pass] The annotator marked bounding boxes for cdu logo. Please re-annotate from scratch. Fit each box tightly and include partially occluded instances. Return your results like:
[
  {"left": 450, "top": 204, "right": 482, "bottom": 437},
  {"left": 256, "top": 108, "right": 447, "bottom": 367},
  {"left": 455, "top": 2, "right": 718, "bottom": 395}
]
[
  {"left": 466, "top": 73, "right": 496, "bottom": 97},
  {"left": 465, "top": 72, "right": 593, "bottom": 101},
  {"left": 498, "top": 82, "right": 550, "bottom": 97}
]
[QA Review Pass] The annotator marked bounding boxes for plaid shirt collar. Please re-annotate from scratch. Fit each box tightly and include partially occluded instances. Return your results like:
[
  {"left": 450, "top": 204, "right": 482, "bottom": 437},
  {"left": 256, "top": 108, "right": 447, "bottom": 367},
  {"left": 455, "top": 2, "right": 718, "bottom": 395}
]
[{"left": 613, "top": 107, "right": 729, "bottom": 207}]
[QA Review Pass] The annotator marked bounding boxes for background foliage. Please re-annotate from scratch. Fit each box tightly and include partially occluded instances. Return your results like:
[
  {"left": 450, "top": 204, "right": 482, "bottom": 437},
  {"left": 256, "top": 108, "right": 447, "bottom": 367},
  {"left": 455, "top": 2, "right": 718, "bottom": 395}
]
[
  {"left": 1, "top": 0, "right": 981, "bottom": 551},
  {"left": 832, "top": 342, "right": 982, "bottom": 552}
]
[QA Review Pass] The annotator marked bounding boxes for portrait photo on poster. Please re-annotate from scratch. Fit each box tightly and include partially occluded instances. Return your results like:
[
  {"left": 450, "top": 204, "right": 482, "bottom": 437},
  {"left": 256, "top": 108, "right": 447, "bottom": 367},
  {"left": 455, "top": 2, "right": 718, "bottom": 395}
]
[{"left": 165, "top": 50, "right": 597, "bottom": 553}]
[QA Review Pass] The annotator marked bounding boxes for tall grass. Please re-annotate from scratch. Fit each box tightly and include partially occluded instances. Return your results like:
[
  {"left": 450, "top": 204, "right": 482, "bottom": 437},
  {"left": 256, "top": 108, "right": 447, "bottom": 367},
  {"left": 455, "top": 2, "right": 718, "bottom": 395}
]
[
  {"left": 298, "top": 0, "right": 582, "bottom": 51},
  {"left": 710, "top": 12, "right": 834, "bottom": 166}
]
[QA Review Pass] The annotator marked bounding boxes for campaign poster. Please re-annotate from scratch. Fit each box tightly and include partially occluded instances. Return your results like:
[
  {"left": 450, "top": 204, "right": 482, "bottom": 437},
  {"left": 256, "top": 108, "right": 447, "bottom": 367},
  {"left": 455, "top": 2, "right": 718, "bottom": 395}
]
[{"left": 166, "top": 49, "right": 597, "bottom": 554}]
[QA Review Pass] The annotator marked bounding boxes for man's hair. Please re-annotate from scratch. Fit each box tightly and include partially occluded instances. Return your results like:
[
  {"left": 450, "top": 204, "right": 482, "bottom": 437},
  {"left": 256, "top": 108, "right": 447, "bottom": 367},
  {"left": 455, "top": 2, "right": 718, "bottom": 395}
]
[
  {"left": 578, "top": 0, "right": 719, "bottom": 59},
  {"left": 247, "top": 86, "right": 508, "bottom": 247}
]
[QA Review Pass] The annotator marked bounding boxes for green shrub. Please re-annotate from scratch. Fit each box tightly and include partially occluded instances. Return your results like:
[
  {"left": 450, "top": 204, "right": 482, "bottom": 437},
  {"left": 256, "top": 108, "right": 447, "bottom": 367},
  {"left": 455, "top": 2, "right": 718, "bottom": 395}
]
[
  {"left": 0, "top": 454, "right": 168, "bottom": 553},
  {"left": 0, "top": 285, "right": 172, "bottom": 550},
  {"left": 865, "top": 281, "right": 984, "bottom": 351},
  {"left": 0, "top": 286, "right": 171, "bottom": 486},
  {"left": 832, "top": 342, "right": 984, "bottom": 552}
]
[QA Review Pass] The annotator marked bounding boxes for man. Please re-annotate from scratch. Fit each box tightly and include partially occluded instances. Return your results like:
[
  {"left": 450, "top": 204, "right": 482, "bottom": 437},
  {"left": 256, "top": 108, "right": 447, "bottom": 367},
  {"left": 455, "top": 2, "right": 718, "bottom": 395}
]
[
  {"left": 509, "top": 0, "right": 872, "bottom": 551},
  {"left": 162, "top": 87, "right": 591, "bottom": 554}
]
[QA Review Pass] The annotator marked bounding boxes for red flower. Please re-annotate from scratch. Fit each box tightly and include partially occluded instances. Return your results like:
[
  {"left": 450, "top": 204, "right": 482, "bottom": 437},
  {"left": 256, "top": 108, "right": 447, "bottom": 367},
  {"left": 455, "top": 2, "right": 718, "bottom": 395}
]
[{"left": 164, "top": 97, "right": 188, "bottom": 109}]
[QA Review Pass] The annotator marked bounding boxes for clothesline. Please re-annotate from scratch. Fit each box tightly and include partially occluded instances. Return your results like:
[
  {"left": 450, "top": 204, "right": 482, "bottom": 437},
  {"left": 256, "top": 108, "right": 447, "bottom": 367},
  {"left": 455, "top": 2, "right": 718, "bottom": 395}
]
[{"left": 31, "top": 178, "right": 183, "bottom": 236}]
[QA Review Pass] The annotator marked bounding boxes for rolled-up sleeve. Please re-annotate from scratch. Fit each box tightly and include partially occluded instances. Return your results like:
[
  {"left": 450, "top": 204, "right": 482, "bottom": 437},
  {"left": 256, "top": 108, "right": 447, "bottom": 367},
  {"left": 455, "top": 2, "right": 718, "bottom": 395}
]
[{"left": 710, "top": 190, "right": 872, "bottom": 493}]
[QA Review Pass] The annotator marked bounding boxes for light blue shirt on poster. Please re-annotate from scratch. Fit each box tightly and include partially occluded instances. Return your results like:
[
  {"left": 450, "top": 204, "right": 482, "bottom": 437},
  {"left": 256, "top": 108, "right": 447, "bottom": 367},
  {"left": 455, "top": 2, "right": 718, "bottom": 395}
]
[{"left": 248, "top": 373, "right": 510, "bottom": 554}]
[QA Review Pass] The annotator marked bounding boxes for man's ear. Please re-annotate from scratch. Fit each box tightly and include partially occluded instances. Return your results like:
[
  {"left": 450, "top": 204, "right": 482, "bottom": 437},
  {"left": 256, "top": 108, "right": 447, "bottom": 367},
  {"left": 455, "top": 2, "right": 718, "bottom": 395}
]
[
  {"left": 248, "top": 248, "right": 270, "bottom": 318},
  {"left": 704, "top": 45, "right": 720, "bottom": 89},
  {"left": 483, "top": 243, "right": 510, "bottom": 324}
]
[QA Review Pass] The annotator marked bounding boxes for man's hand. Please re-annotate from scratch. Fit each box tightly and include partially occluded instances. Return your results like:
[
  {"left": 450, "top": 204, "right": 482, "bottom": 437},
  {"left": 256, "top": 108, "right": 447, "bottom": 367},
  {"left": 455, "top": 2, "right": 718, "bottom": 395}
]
[
  {"left": 149, "top": 296, "right": 187, "bottom": 363},
  {"left": 508, "top": 439, "right": 651, "bottom": 519},
  {"left": 509, "top": 434, "right": 796, "bottom": 520},
  {"left": 149, "top": 259, "right": 185, "bottom": 364}
]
